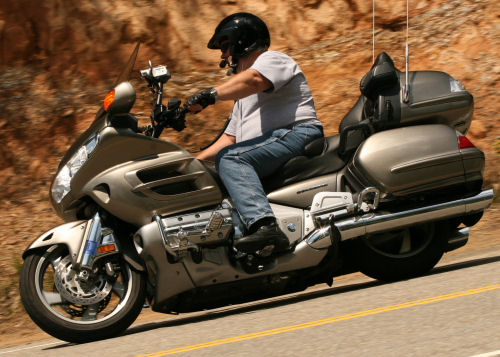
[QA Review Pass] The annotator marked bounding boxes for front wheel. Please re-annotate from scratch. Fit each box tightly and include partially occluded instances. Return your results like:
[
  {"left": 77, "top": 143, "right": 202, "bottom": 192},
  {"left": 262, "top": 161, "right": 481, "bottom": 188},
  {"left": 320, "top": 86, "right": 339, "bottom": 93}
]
[
  {"left": 19, "top": 245, "right": 145, "bottom": 343},
  {"left": 353, "top": 221, "right": 449, "bottom": 282}
]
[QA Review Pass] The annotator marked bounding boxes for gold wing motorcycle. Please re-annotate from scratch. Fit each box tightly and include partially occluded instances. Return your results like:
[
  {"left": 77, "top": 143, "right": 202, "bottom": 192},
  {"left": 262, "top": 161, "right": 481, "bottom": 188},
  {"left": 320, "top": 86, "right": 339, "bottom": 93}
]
[{"left": 19, "top": 43, "right": 493, "bottom": 342}]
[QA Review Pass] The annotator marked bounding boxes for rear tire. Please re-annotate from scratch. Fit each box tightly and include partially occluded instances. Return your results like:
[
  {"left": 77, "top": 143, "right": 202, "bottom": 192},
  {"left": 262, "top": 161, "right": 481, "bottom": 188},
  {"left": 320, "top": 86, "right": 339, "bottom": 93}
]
[
  {"left": 19, "top": 246, "right": 145, "bottom": 343},
  {"left": 353, "top": 221, "right": 449, "bottom": 282}
]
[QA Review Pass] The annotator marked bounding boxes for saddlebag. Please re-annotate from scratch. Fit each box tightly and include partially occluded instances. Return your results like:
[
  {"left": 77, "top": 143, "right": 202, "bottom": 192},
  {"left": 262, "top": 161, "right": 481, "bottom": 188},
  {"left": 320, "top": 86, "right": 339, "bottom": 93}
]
[{"left": 346, "top": 124, "right": 484, "bottom": 198}]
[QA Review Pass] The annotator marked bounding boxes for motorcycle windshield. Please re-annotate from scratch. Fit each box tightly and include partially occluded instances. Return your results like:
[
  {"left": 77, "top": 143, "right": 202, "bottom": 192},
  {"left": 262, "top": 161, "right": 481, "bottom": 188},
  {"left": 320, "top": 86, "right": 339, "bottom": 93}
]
[
  {"left": 114, "top": 42, "right": 141, "bottom": 88},
  {"left": 94, "top": 42, "right": 141, "bottom": 120},
  {"left": 58, "top": 42, "right": 141, "bottom": 169}
]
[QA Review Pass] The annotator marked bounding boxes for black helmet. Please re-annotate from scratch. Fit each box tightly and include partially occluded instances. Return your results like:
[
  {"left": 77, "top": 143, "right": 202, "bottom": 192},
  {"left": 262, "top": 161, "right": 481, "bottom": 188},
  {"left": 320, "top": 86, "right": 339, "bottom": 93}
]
[{"left": 208, "top": 12, "right": 270, "bottom": 59}]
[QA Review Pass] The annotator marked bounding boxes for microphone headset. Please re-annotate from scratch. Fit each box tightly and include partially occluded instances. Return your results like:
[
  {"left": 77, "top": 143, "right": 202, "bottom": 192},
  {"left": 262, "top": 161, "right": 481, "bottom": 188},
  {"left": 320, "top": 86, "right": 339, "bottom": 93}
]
[{"left": 219, "top": 59, "right": 238, "bottom": 76}]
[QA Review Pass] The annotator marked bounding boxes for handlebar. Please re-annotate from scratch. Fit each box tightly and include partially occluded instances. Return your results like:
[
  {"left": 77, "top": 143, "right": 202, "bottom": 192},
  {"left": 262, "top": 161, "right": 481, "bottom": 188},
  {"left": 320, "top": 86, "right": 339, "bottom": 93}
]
[
  {"left": 137, "top": 63, "right": 222, "bottom": 149},
  {"left": 140, "top": 62, "right": 191, "bottom": 138}
]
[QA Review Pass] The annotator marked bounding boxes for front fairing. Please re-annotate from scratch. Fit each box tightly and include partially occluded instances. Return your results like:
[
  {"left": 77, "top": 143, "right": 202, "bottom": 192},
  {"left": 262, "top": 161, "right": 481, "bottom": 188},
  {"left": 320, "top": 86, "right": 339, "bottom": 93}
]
[
  {"left": 52, "top": 125, "right": 222, "bottom": 226},
  {"left": 50, "top": 43, "right": 223, "bottom": 225}
]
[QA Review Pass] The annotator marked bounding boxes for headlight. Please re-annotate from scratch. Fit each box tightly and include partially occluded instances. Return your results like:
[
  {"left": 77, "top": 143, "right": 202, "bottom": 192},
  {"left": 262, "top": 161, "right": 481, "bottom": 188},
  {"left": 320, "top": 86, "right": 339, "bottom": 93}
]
[{"left": 52, "top": 134, "right": 99, "bottom": 203}]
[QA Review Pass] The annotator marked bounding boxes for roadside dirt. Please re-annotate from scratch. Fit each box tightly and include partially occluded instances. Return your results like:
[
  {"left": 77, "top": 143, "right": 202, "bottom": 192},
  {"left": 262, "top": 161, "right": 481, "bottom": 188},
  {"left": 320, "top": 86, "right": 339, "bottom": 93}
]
[{"left": 0, "top": 0, "right": 499, "bottom": 348}]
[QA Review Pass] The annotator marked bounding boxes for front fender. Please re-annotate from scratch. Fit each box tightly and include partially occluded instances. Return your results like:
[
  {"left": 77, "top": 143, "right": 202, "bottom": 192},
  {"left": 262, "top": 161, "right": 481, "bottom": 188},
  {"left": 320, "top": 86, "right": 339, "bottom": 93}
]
[{"left": 22, "top": 220, "right": 88, "bottom": 262}]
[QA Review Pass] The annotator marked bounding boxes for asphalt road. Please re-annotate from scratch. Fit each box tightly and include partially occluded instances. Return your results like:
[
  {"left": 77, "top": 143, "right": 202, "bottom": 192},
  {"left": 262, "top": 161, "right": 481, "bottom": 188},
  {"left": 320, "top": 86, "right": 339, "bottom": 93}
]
[{"left": 2, "top": 246, "right": 500, "bottom": 357}]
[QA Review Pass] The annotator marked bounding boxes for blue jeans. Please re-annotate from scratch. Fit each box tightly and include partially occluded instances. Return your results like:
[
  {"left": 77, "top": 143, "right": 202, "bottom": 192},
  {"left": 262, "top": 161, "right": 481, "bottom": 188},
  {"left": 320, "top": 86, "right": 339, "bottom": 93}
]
[{"left": 215, "top": 123, "right": 323, "bottom": 229}]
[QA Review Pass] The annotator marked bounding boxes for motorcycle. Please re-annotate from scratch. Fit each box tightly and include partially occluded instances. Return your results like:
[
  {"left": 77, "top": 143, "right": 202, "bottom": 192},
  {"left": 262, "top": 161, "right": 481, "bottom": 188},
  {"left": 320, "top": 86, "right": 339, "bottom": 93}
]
[{"left": 19, "top": 43, "right": 493, "bottom": 343}]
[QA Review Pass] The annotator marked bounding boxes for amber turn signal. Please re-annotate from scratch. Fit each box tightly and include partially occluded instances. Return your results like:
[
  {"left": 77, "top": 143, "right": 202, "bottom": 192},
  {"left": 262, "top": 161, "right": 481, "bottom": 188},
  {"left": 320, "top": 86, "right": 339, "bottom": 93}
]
[
  {"left": 103, "top": 90, "right": 115, "bottom": 111},
  {"left": 97, "top": 244, "right": 116, "bottom": 254}
]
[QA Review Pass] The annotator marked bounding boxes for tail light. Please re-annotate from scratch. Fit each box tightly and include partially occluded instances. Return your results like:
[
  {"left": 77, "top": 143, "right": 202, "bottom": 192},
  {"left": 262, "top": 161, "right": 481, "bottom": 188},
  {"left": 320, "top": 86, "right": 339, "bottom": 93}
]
[{"left": 458, "top": 135, "right": 476, "bottom": 149}]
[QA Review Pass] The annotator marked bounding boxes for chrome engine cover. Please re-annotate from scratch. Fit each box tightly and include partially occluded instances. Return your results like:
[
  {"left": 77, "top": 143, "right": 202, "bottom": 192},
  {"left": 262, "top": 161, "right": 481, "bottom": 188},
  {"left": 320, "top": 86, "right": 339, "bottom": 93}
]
[{"left": 159, "top": 207, "right": 234, "bottom": 255}]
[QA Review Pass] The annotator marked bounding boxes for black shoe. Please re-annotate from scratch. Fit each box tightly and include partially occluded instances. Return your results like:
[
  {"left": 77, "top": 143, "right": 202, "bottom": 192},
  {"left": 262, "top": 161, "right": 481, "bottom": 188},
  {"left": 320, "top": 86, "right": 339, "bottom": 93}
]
[{"left": 234, "top": 222, "right": 289, "bottom": 253}]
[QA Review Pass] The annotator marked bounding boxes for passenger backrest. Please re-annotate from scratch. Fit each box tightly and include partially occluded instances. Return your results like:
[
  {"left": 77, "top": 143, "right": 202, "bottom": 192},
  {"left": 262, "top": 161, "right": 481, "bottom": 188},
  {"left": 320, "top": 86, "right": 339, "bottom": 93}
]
[
  {"left": 359, "top": 52, "right": 399, "bottom": 101},
  {"left": 338, "top": 52, "right": 401, "bottom": 155}
]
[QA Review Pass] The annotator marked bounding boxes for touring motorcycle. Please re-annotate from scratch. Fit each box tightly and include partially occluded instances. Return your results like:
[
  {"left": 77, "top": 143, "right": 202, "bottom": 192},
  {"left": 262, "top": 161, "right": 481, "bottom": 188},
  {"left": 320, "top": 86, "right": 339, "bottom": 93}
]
[{"left": 19, "top": 43, "right": 493, "bottom": 342}]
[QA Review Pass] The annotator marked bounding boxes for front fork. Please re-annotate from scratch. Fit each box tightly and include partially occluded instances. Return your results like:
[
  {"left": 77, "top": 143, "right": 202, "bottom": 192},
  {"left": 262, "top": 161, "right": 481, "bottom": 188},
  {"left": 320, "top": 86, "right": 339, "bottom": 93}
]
[{"left": 76, "top": 213, "right": 120, "bottom": 281}]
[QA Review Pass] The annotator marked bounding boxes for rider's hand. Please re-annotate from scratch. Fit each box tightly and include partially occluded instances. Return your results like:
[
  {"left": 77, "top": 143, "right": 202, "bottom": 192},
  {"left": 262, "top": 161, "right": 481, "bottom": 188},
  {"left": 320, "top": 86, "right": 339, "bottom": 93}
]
[{"left": 185, "top": 88, "right": 218, "bottom": 113}]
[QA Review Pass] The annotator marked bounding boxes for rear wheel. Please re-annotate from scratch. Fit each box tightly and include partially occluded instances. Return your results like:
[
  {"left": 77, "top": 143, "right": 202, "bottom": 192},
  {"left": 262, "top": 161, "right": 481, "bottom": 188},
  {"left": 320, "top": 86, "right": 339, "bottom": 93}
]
[
  {"left": 353, "top": 221, "right": 449, "bottom": 282},
  {"left": 19, "top": 245, "right": 145, "bottom": 343}
]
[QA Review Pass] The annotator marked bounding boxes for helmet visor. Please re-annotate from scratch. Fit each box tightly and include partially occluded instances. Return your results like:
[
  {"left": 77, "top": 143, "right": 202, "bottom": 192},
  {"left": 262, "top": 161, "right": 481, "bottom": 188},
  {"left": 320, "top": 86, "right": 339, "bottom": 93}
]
[{"left": 207, "top": 24, "right": 237, "bottom": 50}]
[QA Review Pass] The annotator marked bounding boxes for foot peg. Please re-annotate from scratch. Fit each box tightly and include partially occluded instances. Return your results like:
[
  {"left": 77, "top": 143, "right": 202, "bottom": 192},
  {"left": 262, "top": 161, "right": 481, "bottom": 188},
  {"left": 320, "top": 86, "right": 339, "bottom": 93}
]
[{"left": 233, "top": 222, "right": 289, "bottom": 254}]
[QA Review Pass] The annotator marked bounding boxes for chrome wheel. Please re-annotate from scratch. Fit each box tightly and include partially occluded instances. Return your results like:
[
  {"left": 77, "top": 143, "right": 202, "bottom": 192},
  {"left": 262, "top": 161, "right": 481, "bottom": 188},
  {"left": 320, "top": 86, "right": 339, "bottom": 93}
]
[
  {"left": 20, "top": 245, "right": 145, "bottom": 342},
  {"left": 353, "top": 221, "right": 449, "bottom": 282},
  {"left": 33, "top": 246, "right": 132, "bottom": 324},
  {"left": 364, "top": 223, "right": 435, "bottom": 259}
]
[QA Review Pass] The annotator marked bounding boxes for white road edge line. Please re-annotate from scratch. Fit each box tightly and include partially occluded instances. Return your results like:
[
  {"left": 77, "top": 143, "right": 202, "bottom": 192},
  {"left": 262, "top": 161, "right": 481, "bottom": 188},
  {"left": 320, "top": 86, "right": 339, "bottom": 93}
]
[
  {"left": 469, "top": 350, "right": 500, "bottom": 357},
  {"left": 0, "top": 341, "right": 60, "bottom": 355}
]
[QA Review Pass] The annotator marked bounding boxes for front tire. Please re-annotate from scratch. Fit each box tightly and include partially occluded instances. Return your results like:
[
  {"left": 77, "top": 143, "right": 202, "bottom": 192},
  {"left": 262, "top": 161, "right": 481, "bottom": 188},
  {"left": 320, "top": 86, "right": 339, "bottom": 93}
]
[
  {"left": 353, "top": 221, "right": 449, "bottom": 282},
  {"left": 19, "top": 246, "right": 145, "bottom": 343}
]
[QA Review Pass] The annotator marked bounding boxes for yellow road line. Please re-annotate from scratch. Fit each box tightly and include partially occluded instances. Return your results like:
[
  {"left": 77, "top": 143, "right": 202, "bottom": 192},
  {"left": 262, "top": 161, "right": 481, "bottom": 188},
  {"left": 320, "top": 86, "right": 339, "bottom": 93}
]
[{"left": 137, "top": 283, "right": 500, "bottom": 357}]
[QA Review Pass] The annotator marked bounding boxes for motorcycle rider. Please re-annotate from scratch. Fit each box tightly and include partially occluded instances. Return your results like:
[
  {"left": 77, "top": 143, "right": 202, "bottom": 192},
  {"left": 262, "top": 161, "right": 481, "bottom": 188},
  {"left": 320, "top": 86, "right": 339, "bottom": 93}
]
[{"left": 185, "top": 12, "right": 323, "bottom": 254}]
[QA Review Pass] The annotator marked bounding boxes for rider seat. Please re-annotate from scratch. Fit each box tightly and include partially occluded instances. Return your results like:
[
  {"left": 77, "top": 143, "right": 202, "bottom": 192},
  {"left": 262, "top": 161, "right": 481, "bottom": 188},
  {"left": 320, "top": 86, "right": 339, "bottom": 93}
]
[
  {"left": 202, "top": 135, "right": 346, "bottom": 194},
  {"left": 261, "top": 134, "right": 346, "bottom": 191}
]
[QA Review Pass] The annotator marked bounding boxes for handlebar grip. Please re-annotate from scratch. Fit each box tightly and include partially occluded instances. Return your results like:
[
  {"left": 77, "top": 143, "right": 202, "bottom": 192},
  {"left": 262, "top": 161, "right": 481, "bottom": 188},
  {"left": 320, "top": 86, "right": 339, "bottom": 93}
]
[{"left": 168, "top": 98, "right": 181, "bottom": 110}]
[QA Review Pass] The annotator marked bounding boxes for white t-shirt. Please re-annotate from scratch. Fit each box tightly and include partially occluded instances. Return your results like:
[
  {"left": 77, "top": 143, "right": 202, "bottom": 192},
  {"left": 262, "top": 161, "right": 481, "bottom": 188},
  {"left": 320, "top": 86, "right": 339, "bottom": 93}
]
[{"left": 225, "top": 51, "right": 321, "bottom": 142}]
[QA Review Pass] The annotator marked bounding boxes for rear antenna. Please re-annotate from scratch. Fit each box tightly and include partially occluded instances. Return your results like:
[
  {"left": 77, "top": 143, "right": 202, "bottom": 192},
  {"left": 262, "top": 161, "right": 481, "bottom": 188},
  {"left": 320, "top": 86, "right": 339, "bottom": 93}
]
[
  {"left": 372, "top": 0, "right": 375, "bottom": 64},
  {"left": 403, "top": 0, "right": 410, "bottom": 103}
]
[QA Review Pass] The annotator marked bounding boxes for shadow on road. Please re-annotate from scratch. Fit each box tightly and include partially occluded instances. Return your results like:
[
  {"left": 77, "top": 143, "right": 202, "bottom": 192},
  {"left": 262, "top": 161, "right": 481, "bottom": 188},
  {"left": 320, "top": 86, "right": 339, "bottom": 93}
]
[
  {"left": 123, "top": 254, "right": 500, "bottom": 337},
  {"left": 431, "top": 254, "right": 500, "bottom": 276},
  {"left": 43, "top": 253, "right": 500, "bottom": 349},
  {"left": 124, "top": 280, "right": 381, "bottom": 337}
]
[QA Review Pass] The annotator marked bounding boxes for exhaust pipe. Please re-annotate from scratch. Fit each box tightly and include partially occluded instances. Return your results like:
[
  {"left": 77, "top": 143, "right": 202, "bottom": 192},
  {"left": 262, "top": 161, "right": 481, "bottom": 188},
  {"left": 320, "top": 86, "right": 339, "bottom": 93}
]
[
  {"left": 333, "top": 189, "right": 494, "bottom": 241},
  {"left": 446, "top": 227, "right": 469, "bottom": 252}
]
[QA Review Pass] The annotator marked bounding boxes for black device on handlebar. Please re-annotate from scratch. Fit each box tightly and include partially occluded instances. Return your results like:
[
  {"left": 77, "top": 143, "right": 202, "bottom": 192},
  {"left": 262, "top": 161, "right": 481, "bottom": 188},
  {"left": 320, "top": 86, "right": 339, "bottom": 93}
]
[{"left": 140, "top": 62, "right": 171, "bottom": 84}]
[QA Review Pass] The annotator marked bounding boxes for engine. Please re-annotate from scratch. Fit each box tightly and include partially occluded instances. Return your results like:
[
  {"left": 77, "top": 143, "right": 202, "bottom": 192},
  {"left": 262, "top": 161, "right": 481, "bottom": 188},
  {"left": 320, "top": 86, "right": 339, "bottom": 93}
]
[{"left": 159, "top": 205, "right": 234, "bottom": 255}]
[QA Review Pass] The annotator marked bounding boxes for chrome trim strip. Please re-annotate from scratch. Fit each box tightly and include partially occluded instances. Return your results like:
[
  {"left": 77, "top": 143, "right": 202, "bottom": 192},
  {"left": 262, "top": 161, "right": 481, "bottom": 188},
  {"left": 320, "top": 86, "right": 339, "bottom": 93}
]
[
  {"left": 297, "top": 183, "right": 328, "bottom": 195},
  {"left": 335, "top": 189, "right": 493, "bottom": 240},
  {"left": 390, "top": 153, "right": 462, "bottom": 173}
]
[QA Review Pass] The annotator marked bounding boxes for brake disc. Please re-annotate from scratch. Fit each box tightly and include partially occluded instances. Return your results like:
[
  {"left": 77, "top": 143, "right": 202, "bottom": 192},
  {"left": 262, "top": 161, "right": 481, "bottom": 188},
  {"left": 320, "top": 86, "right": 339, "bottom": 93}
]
[
  {"left": 62, "top": 294, "right": 112, "bottom": 317},
  {"left": 54, "top": 256, "right": 112, "bottom": 305}
]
